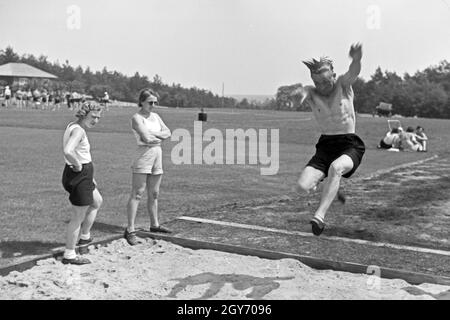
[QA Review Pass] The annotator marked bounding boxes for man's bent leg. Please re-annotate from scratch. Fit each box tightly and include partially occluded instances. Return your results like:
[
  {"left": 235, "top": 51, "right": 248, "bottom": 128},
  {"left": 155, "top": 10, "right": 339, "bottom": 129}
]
[
  {"left": 296, "top": 166, "right": 325, "bottom": 194},
  {"left": 314, "top": 155, "right": 354, "bottom": 223}
]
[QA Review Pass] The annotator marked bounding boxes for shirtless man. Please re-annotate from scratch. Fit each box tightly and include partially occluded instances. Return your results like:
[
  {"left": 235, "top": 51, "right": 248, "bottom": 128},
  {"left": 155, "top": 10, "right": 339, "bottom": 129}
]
[{"left": 292, "top": 43, "right": 366, "bottom": 236}]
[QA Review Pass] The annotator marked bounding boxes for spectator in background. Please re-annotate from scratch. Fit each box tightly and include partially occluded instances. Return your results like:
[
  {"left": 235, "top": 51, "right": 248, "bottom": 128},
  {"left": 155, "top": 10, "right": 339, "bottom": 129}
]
[
  {"left": 65, "top": 91, "right": 72, "bottom": 109},
  {"left": 377, "top": 128, "right": 400, "bottom": 150},
  {"left": 15, "top": 88, "right": 24, "bottom": 109},
  {"left": 48, "top": 90, "right": 54, "bottom": 108},
  {"left": 102, "top": 91, "right": 109, "bottom": 103},
  {"left": 32, "top": 88, "right": 41, "bottom": 109},
  {"left": 71, "top": 91, "right": 82, "bottom": 110},
  {"left": 4, "top": 86, "right": 11, "bottom": 107},
  {"left": 101, "top": 91, "right": 110, "bottom": 111},
  {"left": 26, "top": 89, "right": 33, "bottom": 108},
  {"left": 53, "top": 90, "right": 62, "bottom": 111},
  {"left": 41, "top": 89, "right": 49, "bottom": 109},
  {"left": 415, "top": 126, "right": 428, "bottom": 152},
  {"left": 399, "top": 126, "right": 422, "bottom": 152}
]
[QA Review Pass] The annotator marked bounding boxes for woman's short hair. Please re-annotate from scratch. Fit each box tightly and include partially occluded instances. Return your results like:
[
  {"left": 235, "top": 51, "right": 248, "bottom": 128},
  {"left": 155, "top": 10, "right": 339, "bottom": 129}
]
[
  {"left": 406, "top": 126, "right": 415, "bottom": 133},
  {"left": 391, "top": 128, "right": 399, "bottom": 134},
  {"left": 138, "top": 89, "right": 159, "bottom": 107},
  {"left": 75, "top": 101, "right": 102, "bottom": 120}
]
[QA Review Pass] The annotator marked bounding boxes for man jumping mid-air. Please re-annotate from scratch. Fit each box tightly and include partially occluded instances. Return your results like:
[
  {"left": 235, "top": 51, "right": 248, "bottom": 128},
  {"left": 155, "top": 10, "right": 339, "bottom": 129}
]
[{"left": 293, "top": 43, "right": 366, "bottom": 236}]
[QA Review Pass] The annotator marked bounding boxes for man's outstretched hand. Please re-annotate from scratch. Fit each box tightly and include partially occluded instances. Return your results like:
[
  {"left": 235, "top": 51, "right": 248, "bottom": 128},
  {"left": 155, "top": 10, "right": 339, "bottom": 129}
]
[{"left": 349, "top": 43, "right": 363, "bottom": 61}]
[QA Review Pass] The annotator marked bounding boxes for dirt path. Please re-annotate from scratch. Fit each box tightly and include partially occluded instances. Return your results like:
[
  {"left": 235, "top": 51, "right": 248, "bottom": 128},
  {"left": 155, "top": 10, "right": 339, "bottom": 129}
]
[{"left": 1, "top": 239, "right": 449, "bottom": 300}]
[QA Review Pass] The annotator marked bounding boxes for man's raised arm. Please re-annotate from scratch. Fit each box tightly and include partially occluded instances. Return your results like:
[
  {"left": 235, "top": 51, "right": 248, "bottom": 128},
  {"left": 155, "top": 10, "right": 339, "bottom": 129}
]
[{"left": 342, "top": 43, "right": 362, "bottom": 86}]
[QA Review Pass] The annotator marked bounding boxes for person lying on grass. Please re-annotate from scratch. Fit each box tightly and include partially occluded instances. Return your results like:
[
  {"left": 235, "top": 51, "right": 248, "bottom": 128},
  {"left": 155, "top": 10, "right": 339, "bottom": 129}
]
[{"left": 398, "top": 126, "right": 423, "bottom": 152}]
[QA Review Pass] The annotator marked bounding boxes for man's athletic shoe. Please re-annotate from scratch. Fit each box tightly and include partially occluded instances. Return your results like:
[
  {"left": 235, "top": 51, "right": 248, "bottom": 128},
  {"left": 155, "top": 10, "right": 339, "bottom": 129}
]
[
  {"left": 150, "top": 226, "right": 172, "bottom": 234},
  {"left": 124, "top": 228, "right": 139, "bottom": 246},
  {"left": 310, "top": 217, "right": 325, "bottom": 236},
  {"left": 77, "top": 237, "right": 93, "bottom": 246},
  {"left": 337, "top": 191, "right": 346, "bottom": 204},
  {"left": 62, "top": 256, "right": 91, "bottom": 265}
]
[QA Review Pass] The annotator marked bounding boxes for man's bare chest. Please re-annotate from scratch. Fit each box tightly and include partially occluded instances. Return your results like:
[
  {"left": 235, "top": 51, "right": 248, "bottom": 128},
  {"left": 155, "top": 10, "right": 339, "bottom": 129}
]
[{"left": 308, "top": 88, "right": 351, "bottom": 115}]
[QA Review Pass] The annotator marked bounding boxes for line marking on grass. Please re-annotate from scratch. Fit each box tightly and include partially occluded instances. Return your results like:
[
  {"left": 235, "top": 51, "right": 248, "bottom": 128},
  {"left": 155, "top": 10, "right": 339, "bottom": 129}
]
[
  {"left": 177, "top": 216, "right": 450, "bottom": 257},
  {"left": 248, "top": 118, "right": 311, "bottom": 122},
  {"left": 356, "top": 155, "right": 439, "bottom": 182}
]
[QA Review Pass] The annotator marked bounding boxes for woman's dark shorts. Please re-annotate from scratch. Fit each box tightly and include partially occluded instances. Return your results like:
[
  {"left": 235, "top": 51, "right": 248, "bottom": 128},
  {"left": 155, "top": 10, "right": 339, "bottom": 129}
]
[
  {"left": 62, "top": 163, "right": 95, "bottom": 206},
  {"left": 306, "top": 134, "right": 366, "bottom": 178}
]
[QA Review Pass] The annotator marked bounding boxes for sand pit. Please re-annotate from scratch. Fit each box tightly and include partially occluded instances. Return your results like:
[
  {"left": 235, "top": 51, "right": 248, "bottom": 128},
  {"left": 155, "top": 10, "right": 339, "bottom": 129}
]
[{"left": 0, "top": 239, "right": 449, "bottom": 300}]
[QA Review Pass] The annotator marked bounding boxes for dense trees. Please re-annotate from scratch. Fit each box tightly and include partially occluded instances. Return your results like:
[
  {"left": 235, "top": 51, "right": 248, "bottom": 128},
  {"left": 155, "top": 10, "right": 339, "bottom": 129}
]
[
  {"left": 1, "top": 46, "right": 449, "bottom": 118},
  {"left": 351, "top": 63, "right": 450, "bottom": 118},
  {"left": 0, "top": 46, "right": 235, "bottom": 109}
]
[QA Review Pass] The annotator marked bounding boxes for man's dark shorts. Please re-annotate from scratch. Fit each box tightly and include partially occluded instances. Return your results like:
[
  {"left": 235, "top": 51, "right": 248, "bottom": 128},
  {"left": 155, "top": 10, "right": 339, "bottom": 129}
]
[
  {"left": 306, "top": 134, "right": 365, "bottom": 178},
  {"left": 62, "top": 163, "right": 95, "bottom": 206}
]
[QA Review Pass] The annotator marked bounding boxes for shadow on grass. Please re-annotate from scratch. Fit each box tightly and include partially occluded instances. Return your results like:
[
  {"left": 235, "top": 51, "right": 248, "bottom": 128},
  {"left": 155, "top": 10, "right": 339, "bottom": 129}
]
[
  {"left": 61, "top": 221, "right": 125, "bottom": 234},
  {"left": 0, "top": 223, "right": 123, "bottom": 259},
  {"left": 0, "top": 241, "right": 64, "bottom": 258},
  {"left": 324, "top": 226, "right": 379, "bottom": 241},
  {"left": 91, "top": 221, "right": 125, "bottom": 234}
]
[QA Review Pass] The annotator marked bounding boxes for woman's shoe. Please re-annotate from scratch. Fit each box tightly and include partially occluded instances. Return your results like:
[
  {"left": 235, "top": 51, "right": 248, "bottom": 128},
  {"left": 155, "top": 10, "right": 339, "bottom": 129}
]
[
  {"left": 124, "top": 228, "right": 139, "bottom": 245},
  {"left": 62, "top": 256, "right": 91, "bottom": 265},
  {"left": 149, "top": 225, "right": 172, "bottom": 234}
]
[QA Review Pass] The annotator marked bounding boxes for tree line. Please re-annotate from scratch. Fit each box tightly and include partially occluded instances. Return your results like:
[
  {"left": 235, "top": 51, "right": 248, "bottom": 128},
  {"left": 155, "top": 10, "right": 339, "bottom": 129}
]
[
  {"left": 0, "top": 46, "right": 236, "bottom": 108},
  {"left": 1, "top": 46, "right": 449, "bottom": 118}
]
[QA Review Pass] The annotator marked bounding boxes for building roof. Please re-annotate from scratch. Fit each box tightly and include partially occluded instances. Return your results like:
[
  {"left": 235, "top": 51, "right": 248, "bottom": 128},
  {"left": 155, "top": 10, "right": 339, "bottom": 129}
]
[
  {"left": 376, "top": 102, "right": 393, "bottom": 111},
  {"left": 0, "top": 63, "right": 57, "bottom": 79}
]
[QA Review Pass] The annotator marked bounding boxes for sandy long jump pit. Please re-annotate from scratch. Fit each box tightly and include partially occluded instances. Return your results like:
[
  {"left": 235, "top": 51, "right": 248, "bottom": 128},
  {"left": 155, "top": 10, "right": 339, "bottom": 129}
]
[
  {"left": 1, "top": 156, "right": 450, "bottom": 300},
  {"left": 0, "top": 238, "right": 449, "bottom": 300}
]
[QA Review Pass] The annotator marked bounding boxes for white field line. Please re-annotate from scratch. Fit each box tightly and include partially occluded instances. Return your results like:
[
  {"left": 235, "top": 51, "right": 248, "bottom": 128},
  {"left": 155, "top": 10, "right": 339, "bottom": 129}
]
[
  {"left": 178, "top": 216, "right": 450, "bottom": 257},
  {"left": 249, "top": 118, "right": 311, "bottom": 122},
  {"left": 355, "top": 155, "right": 439, "bottom": 182}
]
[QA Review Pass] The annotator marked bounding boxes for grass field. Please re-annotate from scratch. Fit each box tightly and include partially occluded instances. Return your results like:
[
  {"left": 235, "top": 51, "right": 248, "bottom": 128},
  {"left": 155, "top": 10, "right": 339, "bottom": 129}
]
[{"left": 1, "top": 105, "right": 449, "bottom": 265}]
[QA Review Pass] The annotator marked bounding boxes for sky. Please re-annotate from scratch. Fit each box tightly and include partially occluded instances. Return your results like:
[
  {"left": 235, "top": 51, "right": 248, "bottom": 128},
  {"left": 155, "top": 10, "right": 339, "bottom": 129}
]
[{"left": 0, "top": 0, "right": 449, "bottom": 95}]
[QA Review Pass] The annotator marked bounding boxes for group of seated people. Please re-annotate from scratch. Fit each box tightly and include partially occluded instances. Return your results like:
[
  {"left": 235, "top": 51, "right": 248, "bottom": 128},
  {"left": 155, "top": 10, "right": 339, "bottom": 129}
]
[{"left": 377, "top": 126, "right": 428, "bottom": 152}]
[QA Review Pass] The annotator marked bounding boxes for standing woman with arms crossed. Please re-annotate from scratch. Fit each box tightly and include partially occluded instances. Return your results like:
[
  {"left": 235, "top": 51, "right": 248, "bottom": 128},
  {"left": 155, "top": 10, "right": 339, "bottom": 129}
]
[
  {"left": 62, "top": 102, "right": 103, "bottom": 264},
  {"left": 124, "top": 89, "right": 172, "bottom": 245}
]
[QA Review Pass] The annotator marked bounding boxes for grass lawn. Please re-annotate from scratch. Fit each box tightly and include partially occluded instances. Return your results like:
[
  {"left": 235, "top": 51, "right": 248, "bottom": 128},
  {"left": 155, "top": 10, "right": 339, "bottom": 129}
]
[{"left": 0, "top": 106, "right": 449, "bottom": 263}]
